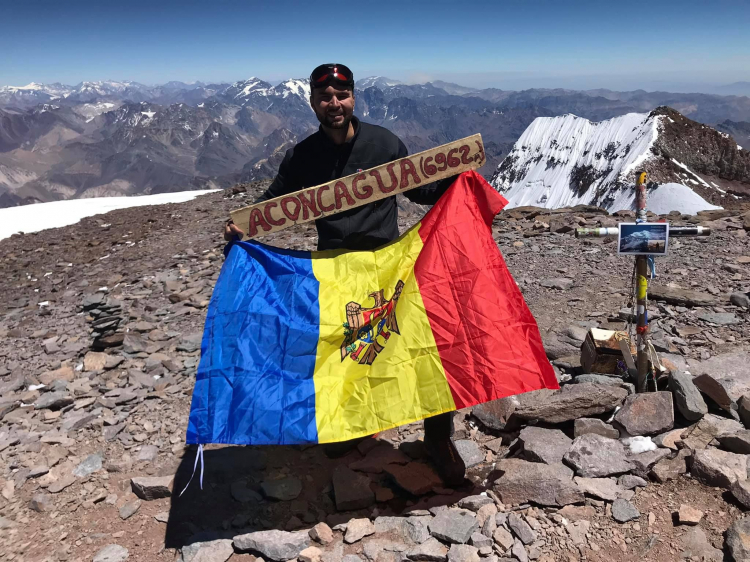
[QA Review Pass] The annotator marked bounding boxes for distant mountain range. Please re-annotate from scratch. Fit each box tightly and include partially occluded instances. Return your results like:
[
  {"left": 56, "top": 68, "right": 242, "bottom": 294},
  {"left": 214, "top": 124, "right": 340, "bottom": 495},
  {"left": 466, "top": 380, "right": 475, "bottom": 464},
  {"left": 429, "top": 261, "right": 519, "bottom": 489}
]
[{"left": 0, "top": 76, "right": 749, "bottom": 208}]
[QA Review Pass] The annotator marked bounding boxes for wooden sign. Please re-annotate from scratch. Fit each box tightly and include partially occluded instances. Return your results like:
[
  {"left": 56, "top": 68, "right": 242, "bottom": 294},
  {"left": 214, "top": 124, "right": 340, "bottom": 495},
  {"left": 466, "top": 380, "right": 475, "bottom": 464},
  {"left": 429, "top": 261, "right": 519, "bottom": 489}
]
[{"left": 230, "top": 134, "right": 485, "bottom": 239}]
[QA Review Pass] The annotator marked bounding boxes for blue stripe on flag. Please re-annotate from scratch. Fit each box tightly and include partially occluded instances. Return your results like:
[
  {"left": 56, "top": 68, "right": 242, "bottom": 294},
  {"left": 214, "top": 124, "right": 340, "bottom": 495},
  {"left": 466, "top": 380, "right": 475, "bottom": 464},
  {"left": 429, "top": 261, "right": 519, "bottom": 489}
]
[{"left": 186, "top": 241, "right": 320, "bottom": 445}]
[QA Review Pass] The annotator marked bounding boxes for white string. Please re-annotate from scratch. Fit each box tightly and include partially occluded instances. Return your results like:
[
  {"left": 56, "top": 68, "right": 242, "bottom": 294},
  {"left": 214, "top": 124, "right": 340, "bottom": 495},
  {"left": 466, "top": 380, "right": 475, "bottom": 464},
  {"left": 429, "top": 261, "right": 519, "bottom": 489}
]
[{"left": 179, "top": 444, "right": 204, "bottom": 496}]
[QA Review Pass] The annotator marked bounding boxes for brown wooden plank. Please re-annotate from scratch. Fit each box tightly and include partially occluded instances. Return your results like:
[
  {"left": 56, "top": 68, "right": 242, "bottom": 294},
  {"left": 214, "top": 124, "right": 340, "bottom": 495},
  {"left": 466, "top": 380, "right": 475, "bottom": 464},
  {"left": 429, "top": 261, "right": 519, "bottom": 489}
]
[{"left": 230, "top": 134, "right": 485, "bottom": 240}]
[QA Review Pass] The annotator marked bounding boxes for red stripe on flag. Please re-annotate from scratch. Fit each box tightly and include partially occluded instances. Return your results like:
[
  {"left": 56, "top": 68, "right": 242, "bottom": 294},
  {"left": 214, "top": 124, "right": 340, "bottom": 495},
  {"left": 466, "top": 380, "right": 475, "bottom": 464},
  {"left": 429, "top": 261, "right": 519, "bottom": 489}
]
[{"left": 414, "top": 171, "right": 559, "bottom": 409}]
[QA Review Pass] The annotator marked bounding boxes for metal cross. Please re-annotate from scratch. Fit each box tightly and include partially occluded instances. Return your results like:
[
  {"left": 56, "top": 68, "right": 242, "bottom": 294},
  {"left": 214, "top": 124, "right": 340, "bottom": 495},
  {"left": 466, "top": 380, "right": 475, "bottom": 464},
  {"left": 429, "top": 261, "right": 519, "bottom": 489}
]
[{"left": 575, "top": 172, "right": 711, "bottom": 393}]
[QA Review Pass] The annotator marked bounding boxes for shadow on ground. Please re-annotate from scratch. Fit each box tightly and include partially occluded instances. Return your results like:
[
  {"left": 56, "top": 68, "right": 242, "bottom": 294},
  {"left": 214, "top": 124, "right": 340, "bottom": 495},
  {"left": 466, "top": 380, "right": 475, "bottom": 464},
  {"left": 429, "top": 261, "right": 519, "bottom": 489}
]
[{"left": 164, "top": 436, "right": 485, "bottom": 551}]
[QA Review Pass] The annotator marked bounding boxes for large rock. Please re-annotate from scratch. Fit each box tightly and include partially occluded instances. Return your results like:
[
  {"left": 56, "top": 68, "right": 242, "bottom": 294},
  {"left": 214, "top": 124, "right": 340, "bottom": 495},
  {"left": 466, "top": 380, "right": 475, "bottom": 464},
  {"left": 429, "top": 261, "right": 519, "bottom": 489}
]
[
  {"left": 344, "top": 518, "right": 375, "bottom": 544},
  {"left": 73, "top": 454, "right": 103, "bottom": 477},
  {"left": 181, "top": 539, "right": 234, "bottom": 562},
  {"left": 681, "top": 414, "right": 744, "bottom": 450},
  {"left": 573, "top": 418, "right": 619, "bottom": 439},
  {"left": 731, "top": 479, "right": 750, "bottom": 509},
  {"left": 446, "top": 544, "right": 479, "bottom": 562},
  {"left": 613, "top": 392, "right": 674, "bottom": 436},
  {"left": 698, "top": 312, "right": 739, "bottom": 325},
  {"left": 680, "top": 527, "right": 722, "bottom": 562},
  {"left": 692, "top": 373, "right": 738, "bottom": 415},
  {"left": 261, "top": 477, "right": 302, "bottom": 501},
  {"left": 574, "top": 374, "right": 634, "bottom": 394},
  {"left": 507, "top": 513, "right": 536, "bottom": 545},
  {"left": 349, "top": 446, "right": 410, "bottom": 473},
  {"left": 406, "top": 538, "right": 448, "bottom": 561},
  {"left": 669, "top": 371, "right": 708, "bottom": 421},
  {"left": 726, "top": 516, "right": 750, "bottom": 562},
  {"left": 518, "top": 427, "right": 572, "bottom": 464},
  {"left": 740, "top": 394, "right": 750, "bottom": 429},
  {"left": 428, "top": 510, "right": 479, "bottom": 544},
  {"left": 93, "top": 545, "right": 129, "bottom": 562},
  {"left": 677, "top": 505, "right": 703, "bottom": 526},
  {"left": 629, "top": 448, "right": 671, "bottom": 478},
  {"left": 693, "top": 352, "right": 750, "bottom": 406},
  {"left": 34, "top": 391, "right": 73, "bottom": 410},
  {"left": 492, "top": 527, "right": 514, "bottom": 550},
  {"left": 454, "top": 440, "right": 484, "bottom": 468},
  {"left": 456, "top": 496, "right": 493, "bottom": 511},
  {"left": 692, "top": 449, "right": 747, "bottom": 489},
  {"left": 648, "top": 285, "right": 718, "bottom": 307},
  {"left": 719, "top": 430, "right": 750, "bottom": 454},
  {"left": 471, "top": 398, "right": 517, "bottom": 431},
  {"left": 84, "top": 351, "right": 108, "bottom": 372},
  {"left": 332, "top": 465, "right": 375, "bottom": 511},
  {"left": 574, "top": 477, "right": 629, "bottom": 501},
  {"left": 650, "top": 449, "right": 691, "bottom": 483},
  {"left": 611, "top": 499, "right": 640, "bottom": 523},
  {"left": 563, "top": 434, "right": 633, "bottom": 477},
  {"left": 119, "top": 499, "right": 141, "bottom": 520},
  {"left": 234, "top": 530, "right": 310, "bottom": 561},
  {"left": 131, "top": 476, "right": 173, "bottom": 500},
  {"left": 374, "top": 516, "right": 431, "bottom": 544},
  {"left": 384, "top": 462, "right": 442, "bottom": 496},
  {"left": 492, "top": 459, "right": 584, "bottom": 506},
  {"left": 309, "top": 523, "right": 334, "bottom": 545},
  {"left": 474, "top": 384, "right": 626, "bottom": 430}
]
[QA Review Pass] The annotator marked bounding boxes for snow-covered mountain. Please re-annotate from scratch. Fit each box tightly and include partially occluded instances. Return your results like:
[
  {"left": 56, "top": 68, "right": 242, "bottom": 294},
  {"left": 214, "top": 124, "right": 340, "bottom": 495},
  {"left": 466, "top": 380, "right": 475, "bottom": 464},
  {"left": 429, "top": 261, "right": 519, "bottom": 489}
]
[
  {"left": 271, "top": 79, "right": 310, "bottom": 100},
  {"left": 357, "top": 76, "right": 402, "bottom": 89},
  {"left": 219, "top": 77, "right": 310, "bottom": 107},
  {"left": 0, "top": 82, "right": 74, "bottom": 107},
  {"left": 491, "top": 107, "right": 750, "bottom": 213}
]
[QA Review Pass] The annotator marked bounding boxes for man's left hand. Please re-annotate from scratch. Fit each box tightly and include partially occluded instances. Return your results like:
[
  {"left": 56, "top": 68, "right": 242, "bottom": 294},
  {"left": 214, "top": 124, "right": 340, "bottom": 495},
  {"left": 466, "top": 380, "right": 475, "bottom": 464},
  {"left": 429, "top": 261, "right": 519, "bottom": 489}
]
[{"left": 224, "top": 220, "right": 245, "bottom": 241}]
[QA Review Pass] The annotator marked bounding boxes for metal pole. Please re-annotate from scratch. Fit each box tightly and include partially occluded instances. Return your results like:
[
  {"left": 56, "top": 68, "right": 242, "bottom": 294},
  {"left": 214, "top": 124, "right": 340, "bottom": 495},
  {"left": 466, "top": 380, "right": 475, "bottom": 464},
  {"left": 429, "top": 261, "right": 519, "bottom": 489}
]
[{"left": 634, "top": 172, "right": 649, "bottom": 393}]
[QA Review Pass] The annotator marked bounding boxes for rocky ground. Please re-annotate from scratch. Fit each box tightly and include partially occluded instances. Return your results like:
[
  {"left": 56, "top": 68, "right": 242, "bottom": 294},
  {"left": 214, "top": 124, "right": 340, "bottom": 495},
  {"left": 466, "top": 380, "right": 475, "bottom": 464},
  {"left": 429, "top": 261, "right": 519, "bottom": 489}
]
[{"left": 2, "top": 181, "right": 750, "bottom": 562}]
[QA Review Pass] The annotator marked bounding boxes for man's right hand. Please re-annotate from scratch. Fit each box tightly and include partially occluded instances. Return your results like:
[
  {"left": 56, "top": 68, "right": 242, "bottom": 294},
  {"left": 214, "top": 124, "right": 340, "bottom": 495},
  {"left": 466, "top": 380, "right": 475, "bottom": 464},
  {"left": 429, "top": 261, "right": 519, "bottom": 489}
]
[{"left": 223, "top": 220, "right": 245, "bottom": 242}]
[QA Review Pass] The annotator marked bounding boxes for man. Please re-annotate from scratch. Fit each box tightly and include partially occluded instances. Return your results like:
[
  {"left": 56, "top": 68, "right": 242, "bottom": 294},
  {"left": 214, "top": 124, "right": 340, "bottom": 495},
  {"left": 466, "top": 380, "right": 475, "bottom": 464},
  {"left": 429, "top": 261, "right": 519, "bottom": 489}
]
[{"left": 225, "top": 63, "right": 465, "bottom": 486}]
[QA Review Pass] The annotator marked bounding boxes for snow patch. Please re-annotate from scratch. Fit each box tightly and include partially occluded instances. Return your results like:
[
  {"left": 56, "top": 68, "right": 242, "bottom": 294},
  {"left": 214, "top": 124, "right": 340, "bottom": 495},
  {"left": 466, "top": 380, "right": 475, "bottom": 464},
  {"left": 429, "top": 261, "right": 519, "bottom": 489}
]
[
  {"left": 623, "top": 436, "right": 657, "bottom": 454},
  {"left": 608, "top": 183, "right": 722, "bottom": 214},
  {"left": 0, "top": 190, "right": 219, "bottom": 241},
  {"left": 671, "top": 159, "right": 710, "bottom": 188}
]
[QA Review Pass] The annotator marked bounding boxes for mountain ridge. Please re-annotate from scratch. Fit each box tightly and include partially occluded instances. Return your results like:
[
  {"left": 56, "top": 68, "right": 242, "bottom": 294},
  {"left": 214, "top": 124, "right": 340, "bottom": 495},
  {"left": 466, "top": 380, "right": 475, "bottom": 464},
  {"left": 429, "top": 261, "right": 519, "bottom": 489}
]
[
  {"left": 2, "top": 77, "right": 750, "bottom": 209},
  {"left": 490, "top": 106, "right": 750, "bottom": 213}
]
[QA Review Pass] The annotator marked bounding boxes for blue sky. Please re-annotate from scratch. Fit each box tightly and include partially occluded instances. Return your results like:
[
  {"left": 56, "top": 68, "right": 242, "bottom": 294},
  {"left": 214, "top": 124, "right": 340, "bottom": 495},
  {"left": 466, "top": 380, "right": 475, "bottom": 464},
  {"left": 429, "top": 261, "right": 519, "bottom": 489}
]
[{"left": 1, "top": 0, "right": 749, "bottom": 92}]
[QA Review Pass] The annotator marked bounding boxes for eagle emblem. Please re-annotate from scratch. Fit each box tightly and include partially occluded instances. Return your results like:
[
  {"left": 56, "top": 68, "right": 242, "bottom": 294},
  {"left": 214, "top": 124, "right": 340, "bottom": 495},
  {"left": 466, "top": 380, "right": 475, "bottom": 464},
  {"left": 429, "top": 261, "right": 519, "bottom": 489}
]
[{"left": 341, "top": 280, "right": 405, "bottom": 365}]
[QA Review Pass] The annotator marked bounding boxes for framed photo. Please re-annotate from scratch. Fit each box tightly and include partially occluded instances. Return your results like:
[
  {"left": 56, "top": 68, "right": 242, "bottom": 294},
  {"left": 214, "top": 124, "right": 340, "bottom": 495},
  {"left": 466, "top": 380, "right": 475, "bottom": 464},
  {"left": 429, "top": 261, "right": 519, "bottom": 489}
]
[{"left": 617, "top": 223, "right": 669, "bottom": 255}]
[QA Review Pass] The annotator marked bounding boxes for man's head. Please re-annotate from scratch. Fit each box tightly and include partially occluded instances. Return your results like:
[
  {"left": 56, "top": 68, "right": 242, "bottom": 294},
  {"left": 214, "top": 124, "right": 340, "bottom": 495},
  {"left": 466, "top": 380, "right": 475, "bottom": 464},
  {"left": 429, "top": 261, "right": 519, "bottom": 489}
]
[{"left": 309, "top": 63, "right": 355, "bottom": 131}]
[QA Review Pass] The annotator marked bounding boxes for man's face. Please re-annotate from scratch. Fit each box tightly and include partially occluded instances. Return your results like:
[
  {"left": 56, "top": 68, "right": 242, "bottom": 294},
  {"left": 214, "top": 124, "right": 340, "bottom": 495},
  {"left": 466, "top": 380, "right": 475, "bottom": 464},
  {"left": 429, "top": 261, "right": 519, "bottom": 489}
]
[{"left": 310, "top": 85, "right": 355, "bottom": 130}]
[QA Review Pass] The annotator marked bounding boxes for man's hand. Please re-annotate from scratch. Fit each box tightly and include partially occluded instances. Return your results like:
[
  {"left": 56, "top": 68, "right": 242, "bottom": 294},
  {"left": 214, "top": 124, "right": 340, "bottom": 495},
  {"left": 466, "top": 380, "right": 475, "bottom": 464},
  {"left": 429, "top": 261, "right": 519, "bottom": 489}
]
[{"left": 223, "top": 220, "right": 245, "bottom": 242}]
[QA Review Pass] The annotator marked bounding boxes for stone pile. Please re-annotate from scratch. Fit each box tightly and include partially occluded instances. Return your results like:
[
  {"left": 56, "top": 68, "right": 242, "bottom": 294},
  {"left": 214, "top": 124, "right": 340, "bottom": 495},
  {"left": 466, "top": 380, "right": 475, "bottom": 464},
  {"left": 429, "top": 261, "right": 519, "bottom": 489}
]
[{"left": 83, "top": 292, "right": 127, "bottom": 350}]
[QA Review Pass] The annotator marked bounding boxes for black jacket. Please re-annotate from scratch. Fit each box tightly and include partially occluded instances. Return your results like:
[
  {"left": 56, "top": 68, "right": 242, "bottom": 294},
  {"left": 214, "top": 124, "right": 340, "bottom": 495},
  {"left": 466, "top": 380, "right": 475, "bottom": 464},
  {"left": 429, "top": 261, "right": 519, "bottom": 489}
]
[{"left": 255, "top": 117, "right": 453, "bottom": 251}]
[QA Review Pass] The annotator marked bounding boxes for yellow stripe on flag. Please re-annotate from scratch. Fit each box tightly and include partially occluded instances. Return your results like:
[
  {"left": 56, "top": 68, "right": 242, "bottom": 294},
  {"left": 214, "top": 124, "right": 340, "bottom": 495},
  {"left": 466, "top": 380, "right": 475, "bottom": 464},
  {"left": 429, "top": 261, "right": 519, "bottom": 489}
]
[{"left": 311, "top": 226, "right": 456, "bottom": 443}]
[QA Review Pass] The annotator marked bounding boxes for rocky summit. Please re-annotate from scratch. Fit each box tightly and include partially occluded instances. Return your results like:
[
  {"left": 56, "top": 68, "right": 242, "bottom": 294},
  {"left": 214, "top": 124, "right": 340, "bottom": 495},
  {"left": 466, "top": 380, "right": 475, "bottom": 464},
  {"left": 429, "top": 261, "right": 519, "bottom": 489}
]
[{"left": 1, "top": 182, "right": 750, "bottom": 562}]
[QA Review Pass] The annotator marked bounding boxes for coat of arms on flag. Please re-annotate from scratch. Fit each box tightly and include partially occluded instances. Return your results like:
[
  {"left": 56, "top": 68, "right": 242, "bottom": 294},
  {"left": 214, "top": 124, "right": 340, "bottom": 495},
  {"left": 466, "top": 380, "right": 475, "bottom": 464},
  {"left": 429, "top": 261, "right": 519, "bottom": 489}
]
[
  {"left": 341, "top": 280, "right": 404, "bottom": 365},
  {"left": 186, "top": 171, "right": 559, "bottom": 446}
]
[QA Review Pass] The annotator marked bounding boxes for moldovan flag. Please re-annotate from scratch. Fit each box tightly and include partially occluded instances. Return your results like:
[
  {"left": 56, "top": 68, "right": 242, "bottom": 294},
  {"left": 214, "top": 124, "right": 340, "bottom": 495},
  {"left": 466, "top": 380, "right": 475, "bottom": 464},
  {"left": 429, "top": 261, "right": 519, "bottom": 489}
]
[{"left": 186, "top": 171, "right": 559, "bottom": 446}]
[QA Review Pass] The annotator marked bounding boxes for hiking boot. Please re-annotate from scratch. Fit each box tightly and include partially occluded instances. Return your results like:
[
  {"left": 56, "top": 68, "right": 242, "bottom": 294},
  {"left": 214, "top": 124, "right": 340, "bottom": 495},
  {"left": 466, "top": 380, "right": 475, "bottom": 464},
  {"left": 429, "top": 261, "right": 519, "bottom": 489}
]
[
  {"left": 424, "top": 412, "right": 465, "bottom": 487},
  {"left": 424, "top": 434, "right": 466, "bottom": 487}
]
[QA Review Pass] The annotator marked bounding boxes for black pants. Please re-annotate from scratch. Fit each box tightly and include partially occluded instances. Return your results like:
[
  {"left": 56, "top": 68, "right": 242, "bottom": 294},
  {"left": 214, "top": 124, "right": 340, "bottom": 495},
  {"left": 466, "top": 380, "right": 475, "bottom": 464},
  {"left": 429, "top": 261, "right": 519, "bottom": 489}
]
[{"left": 424, "top": 411, "right": 453, "bottom": 440}]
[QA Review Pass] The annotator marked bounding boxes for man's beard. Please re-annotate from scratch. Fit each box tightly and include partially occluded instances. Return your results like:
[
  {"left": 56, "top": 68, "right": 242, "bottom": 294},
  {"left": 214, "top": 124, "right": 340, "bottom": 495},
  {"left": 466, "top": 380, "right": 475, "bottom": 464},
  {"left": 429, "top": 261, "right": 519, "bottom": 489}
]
[{"left": 316, "top": 110, "right": 352, "bottom": 130}]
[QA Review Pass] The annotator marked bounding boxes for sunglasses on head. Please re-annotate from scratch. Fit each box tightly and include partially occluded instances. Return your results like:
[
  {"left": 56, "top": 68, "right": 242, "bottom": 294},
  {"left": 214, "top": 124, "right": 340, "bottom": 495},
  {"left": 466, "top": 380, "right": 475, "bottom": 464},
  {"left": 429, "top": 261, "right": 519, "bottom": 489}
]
[{"left": 310, "top": 63, "right": 354, "bottom": 89}]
